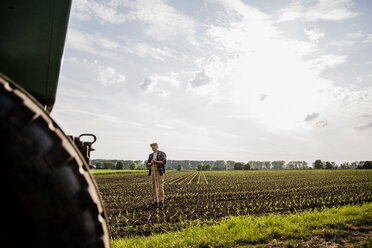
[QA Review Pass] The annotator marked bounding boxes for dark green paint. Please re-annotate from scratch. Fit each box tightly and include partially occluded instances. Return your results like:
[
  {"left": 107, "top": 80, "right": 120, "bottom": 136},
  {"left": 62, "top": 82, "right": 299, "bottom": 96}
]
[{"left": 0, "top": 0, "right": 72, "bottom": 110}]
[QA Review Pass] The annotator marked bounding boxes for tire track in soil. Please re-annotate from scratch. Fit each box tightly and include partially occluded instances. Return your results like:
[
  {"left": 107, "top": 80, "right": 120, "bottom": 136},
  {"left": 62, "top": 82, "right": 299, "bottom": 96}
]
[
  {"left": 167, "top": 173, "right": 191, "bottom": 185},
  {"left": 187, "top": 172, "right": 199, "bottom": 184},
  {"left": 166, "top": 172, "right": 195, "bottom": 197},
  {"left": 197, "top": 173, "right": 201, "bottom": 184},
  {"left": 177, "top": 172, "right": 198, "bottom": 185},
  {"left": 202, "top": 172, "right": 209, "bottom": 184}
]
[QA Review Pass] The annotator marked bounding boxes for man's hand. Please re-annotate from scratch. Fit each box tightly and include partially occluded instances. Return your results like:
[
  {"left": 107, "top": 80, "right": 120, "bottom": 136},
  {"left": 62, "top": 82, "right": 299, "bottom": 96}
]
[
  {"left": 152, "top": 160, "right": 164, "bottom": 165},
  {"left": 150, "top": 159, "right": 163, "bottom": 165},
  {"left": 147, "top": 162, "right": 152, "bottom": 167}
]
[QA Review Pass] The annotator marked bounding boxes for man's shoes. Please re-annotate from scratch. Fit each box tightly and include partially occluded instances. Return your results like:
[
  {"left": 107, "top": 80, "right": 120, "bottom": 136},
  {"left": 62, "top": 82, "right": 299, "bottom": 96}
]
[{"left": 158, "top": 202, "right": 164, "bottom": 208}]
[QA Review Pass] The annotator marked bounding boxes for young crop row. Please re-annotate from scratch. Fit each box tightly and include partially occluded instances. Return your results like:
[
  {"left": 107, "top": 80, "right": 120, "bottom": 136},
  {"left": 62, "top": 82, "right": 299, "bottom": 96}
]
[{"left": 94, "top": 170, "right": 372, "bottom": 237}]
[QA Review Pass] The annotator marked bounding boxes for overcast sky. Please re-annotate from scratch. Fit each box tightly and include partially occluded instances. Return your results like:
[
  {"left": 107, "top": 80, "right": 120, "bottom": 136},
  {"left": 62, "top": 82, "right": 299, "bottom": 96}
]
[{"left": 51, "top": 0, "right": 372, "bottom": 164}]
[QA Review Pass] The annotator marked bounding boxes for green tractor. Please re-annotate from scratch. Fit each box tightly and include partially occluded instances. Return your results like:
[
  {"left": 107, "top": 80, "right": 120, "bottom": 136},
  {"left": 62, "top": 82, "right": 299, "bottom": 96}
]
[{"left": 0, "top": 0, "right": 110, "bottom": 247}]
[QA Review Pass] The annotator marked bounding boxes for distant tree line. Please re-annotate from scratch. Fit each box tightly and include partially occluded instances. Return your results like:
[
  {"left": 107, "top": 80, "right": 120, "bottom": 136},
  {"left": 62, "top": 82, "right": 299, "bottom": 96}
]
[
  {"left": 92, "top": 159, "right": 372, "bottom": 170},
  {"left": 92, "top": 159, "right": 145, "bottom": 170},
  {"left": 231, "top": 161, "right": 308, "bottom": 170},
  {"left": 313, "top": 159, "right": 372, "bottom": 169}
]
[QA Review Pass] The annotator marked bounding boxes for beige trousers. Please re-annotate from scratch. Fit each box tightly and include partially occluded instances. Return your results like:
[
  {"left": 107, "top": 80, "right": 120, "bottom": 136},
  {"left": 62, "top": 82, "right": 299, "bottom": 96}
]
[{"left": 151, "top": 165, "right": 164, "bottom": 203}]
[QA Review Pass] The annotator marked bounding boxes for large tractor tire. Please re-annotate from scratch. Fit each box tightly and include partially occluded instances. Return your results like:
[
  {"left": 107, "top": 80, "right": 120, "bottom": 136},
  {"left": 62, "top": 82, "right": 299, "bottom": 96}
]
[{"left": 0, "top": 74, "right": 110, "bottom": 247}]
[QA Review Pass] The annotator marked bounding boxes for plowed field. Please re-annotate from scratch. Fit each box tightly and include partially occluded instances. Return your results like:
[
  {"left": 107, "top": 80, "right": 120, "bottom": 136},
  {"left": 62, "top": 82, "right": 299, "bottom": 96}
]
[{"left": 94, "top": 170, "right": 372, "bottom": 237}]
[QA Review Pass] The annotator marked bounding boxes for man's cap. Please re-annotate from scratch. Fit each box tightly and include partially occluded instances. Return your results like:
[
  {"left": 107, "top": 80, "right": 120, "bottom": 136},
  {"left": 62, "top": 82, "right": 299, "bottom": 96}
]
[{"left": 150, "top": 142, "right": 158, "bottom": 147}]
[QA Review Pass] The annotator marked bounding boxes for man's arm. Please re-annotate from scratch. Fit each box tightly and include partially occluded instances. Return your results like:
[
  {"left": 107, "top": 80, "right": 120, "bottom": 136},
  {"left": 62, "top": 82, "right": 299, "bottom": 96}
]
[
  {"left": 147, "top": 154, "right": 153, "bottom": 167},
  {"left": 154, "top": 152, "right": 166, "bottom": 165}
]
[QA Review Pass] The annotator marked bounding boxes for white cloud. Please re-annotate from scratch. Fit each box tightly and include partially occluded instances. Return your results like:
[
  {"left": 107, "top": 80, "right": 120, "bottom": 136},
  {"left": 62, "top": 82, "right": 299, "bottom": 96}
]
[
  {"left": 123, "top": 42, "right": 176, "bottom": 62},
  {"left": 97, "top": 65, "right": 126, "bottom": 86},
  {"left": 188, "top": 69, "right": 212, "bottom": 88},
  {"left": 325, "top": 40, "right": 355, "bottom": 47},
  {"left": 54, "top": 105, "right": 145, "bottom": 128},
  {"left": 55, "top": 105, "right": 120, "bottom": 122},
  {"left": 67, "top": 29, "right": 175, "bottom": 62},
  {"left": 277, "top": 0, "right": 360, "bottom": 23},
  {"left": 155, "top": 124, "right": 174, "bottom": 129},
  {"left": 65, "top": 57, "right": 77, "bottom": 63},
  {"left": 324, "top": 86, "right": 372, "bottom": 129},
  {"left": 156, "top": 90, "right": 168, "bottom": 97},
  {"left": 363, "top": 34, "right": 372, "bottom": 44},
  {"left": 304, "top": 112, "right": 319, "bottom": 121},
  {"left": 308, "top": 54, "right": 347, "bottom": 73},
  {"left": 72, "top": 0, "right": 198, "bottom": 44},
  {"left": 304, "top": 25, "right": 324, "bottom": 42},
  {"left": 314, "top": 120, "right": 328, "bottom": 128},
  {"left": 70, "top": 0, "right": 92, "bottom": 21},
  {"left": 71, "top": 0, "right": 127, "bottom": 24},
  {"left": 100, "top": 38, "right": 121, "bottom": 50},
  {"left": 259, "top": 94, "right": 268, "bottom": 101},
  {"left": 186, "top": 54, "right": 230, "bottom": 100},
  {"left": 139, "top": 76, "right": 157, "bottom": 92},
  {"left": 66, "top": 29, "right": 121, "bottom": 59},
  {"left": 224, "top": 113, "right": 253, "bottom": 120},
  {"left": 360, "top": 113, "right": 372, "bottom": 119},
  {"left": 130, "top": 0, "right": 197, "bottom": 44},
  {"left": 139, "top": 73, "right": 180, "bottom": 96},
  {"left": 156, "top": 73, "right": 181, "bottom": 87},
  {"left": 90, "top": 1, "right": 127, "bottom": 24},
  {"left": 346, "top": 31, "right": 363, "bottom": 39},
  {"left": 354, "top": 122, "right": 372, "bottom": 131},
  {"left": 73, "top": 0, "right": 197, "bottom": 45}
]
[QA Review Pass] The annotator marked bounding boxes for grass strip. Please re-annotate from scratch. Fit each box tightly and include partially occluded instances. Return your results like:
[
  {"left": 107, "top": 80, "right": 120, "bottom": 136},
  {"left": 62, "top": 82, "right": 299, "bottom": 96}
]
[
  {"left": 91, "top": 169, "right": 148, "bottom": 175},
  {"left": 111, "top": 202, "right": 372, "bottom": 248}
]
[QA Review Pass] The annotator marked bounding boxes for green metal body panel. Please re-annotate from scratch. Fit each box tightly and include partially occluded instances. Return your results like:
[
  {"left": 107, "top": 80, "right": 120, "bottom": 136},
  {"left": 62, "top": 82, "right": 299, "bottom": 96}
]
[{"left": 0, "top": 0, "right": 72, "bottom": 110}]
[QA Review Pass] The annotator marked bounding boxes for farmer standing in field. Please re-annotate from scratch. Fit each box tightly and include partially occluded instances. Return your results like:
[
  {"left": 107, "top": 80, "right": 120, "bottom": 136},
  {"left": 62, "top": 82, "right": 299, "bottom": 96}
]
[{"left": 147, "top": 143, "right": 167, "bottom": 207}]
